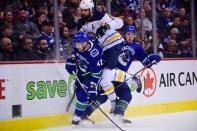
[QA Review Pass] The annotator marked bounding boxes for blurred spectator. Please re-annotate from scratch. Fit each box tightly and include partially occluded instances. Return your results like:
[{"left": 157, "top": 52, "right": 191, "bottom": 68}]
[
  {"left": 157, "top": 7, "right": 173, "bottom": 34},
  {"left": 121, "top": 7, "right": 136, "bottom": 19},
  {"left": 135, "top": 10, "right": 152, "bottom": 33},
  {"left": 14, "top": 8, "right": 40, "bottom": 40},
  {"left": 62, "top": 3, "right": 77, "bottom": 29},
  {"left": 162, "top": 27, "right": 180, "bottom": 48},
  {"left": 179, "top": 17, "right": 190, "bottom": 39},
  {"left": 123, "top": 0, "right": 140, "bottom": 13},
  {"left": 124, "top": 15, "right": 136, "bottom": 27},
  {"left": 15, "top": 36, "right": 38, "bottom": 60},
  {"left": 0, "top": 0, "right": 194, "bottom": 61},
  {"left": 0, "top": 23, "right": 20, "bottom": 48},
  {"left": 32, "top": 0, "right": 52, "bottom": 11},
  {"left": 178, "top": 38, "right": 192, "bottom": 58},
  {"left": 96, "top": 1, "right": 106, "bottom": 13},
  {"left": 59, "top": 25, "right": 73, "bottom": 59},
  {"left": 135, "top": 9, "right": 152, "bottom": 49},
  {"left": 159, "top": 0, "right": 178, "bottom": 12},
  {"left": 33, "top": 4, "right": 53, "bottom": 21},
  {"left": 73, "top": 7, "right": 82, "bottom": 23},
  {"left": 34, "top": 11, "right": 47, "bottom": 32},
  {"left": 58, "top": 11, "right": 67, "bottom": 27},
  {"left": 178, "top": 7, "right": 188, "bottom": 20},
  {"left": 36, "top": 4, "right": 49, "bottom": 15},
  {"left": 18, "top": 0, "right": 35, "bottom": 17},
  {"left": 168, "top": 15, "right": 181, "bottom": 34},
  {"left": 36, "top": 38, "right": 52, "bottom": 60},
  {"left": 178, "top": 0, "right": 190, "bottom": 12},
  {"left": 1, "top": 1, "right": 20, "bottom": 13},
  {"left": 111, "top": 0, "right": 125, "bottom": 15},
  {"left": 157, "top": 0, "right": 164, "bottom": 12},
  {"left": 163, "top": 39, "right": 180, "bottom": 58},
  {"left": 143, "top": 0, "right": 151, "bottom": 19},
  {"left": 58, "top": 0, "right": 66, "bottom": 12},
  {"left": 39, "top": 20, "right": 54, "bottom": 51},
  {"left": 0, "top": 37, "right": 15, "bottom": 61},
  {"left": 1, "top": 10, "right": 14, "bottom": 26}
]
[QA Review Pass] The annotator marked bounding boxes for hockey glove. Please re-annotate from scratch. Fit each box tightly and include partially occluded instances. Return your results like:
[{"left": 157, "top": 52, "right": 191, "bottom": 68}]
[
  {"left": 87, "top": 82, "right": 97, "bottom": 101},
  {"left": 142, "top": 54, "right": 161, "bottom": 68},
  {"left": 65, "top": 57, "right": 77, "bottom": 74},
  {"left": 133, "top": 75, "right": 142, "bottom": 93},
  {"left": 96, "top": 23, "right": 110, "bottom": 38}
]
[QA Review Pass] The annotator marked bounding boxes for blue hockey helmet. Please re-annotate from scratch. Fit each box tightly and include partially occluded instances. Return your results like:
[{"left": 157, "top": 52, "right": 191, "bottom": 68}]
[
  {"left": 124, "top": 25, "right": 136, "bottom": 33},
  {"left": 73, "top": 31, "right": 90, "bottom": 43}
]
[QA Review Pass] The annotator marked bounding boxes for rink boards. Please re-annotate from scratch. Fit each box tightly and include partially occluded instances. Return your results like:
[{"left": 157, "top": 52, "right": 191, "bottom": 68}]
[{"left": 0, "top": 59, "right": 197, "bottom": 131}]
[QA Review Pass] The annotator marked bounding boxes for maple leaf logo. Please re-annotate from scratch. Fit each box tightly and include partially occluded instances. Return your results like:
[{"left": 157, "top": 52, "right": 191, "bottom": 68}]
[
  {"left": 141, "top": 68, "right": 157, "bottom": 97},
  {"left": 144, "top": 71, "right": 154, "bottom": 90}
]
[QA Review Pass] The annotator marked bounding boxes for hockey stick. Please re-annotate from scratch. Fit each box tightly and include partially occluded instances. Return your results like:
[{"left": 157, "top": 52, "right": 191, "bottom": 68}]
[
  {"left": 66, "top": 84, "right": 76, "bottom": 112},
  {"left": 66, "top": 73, "right": 90, "bottom": 111},
  {"left": 66, "top": 70, "right": 88, "bottom": 112},
  {"left": 93, "top": 101, "right": 126, "bottom": 131},
  {"left": 74, "top": 75, "right": 126, "bottom": 131},
  {"left": 115, "top": 60, "right": 158, "bottom": 89}
]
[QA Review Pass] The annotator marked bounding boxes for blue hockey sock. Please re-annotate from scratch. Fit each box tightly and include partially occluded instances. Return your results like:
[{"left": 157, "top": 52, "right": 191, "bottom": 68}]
[{"left": 114, "top": 100, "right": 129, "bottom": 116}]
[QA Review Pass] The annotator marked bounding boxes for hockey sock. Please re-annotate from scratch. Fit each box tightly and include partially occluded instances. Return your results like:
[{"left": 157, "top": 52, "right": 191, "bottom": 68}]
[
  {"left": 114, "top": 100, "right": 129, "bottom": 116},
  {"left": 75, "top": 100, "right": 89, "bottom": 117}
]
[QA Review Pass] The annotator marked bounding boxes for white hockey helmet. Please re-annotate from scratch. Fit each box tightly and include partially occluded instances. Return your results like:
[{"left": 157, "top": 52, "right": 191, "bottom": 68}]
[{"left": 79, "top": 0, "right": 94, "bottom": 10}]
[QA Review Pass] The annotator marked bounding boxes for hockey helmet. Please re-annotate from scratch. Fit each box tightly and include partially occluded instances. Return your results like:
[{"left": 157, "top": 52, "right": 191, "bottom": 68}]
[
  {"left": 79, "top": 0, "right": 94, "bottom": 10},
  {"left": 73, "top": 31, "right": 90, "bottom": 43},
  {"left": 124, "top": 25, "right": 136, "bottom": 33}
]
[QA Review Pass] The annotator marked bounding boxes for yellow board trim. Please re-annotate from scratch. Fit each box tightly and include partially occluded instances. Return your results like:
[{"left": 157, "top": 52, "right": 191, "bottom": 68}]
[
  {"left": 125, "top": 100, "right": 197, "bottom": 117},
  {"left": 0, "top": 114, "right": 72, "bottom": 131},
  {"left": 1, "top": 100, "right": 197, "bottom": 131}
]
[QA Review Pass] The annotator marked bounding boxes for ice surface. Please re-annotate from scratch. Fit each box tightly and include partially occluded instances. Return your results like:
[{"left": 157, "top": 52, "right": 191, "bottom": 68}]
[{"left": 36, "top": 110, "right": 197, "bottom": 131}]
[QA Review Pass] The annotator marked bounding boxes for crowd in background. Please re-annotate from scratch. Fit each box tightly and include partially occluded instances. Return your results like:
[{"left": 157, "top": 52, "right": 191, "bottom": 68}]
[{"left": 0, "top": 0, "right": 196, "bottom": 61}]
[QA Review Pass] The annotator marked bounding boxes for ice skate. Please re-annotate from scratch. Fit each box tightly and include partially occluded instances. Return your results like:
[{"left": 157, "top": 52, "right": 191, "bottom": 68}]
[
  {"left": 81, "top": 114, "right": 95, "bottom": 125},
  {"left": 112, "top": 114, "right": 132, "bottom": 126},
  {"left": 71, "top": 116, "right": 81, "bottom": 126},
  {"left": 72, "top": 115, "right": 94, "bottom": 127}
]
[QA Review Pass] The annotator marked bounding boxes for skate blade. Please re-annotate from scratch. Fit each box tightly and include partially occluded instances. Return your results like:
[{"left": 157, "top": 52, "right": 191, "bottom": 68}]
[{"left": 80, "top": 119, "right": 94, "bottom": 127}]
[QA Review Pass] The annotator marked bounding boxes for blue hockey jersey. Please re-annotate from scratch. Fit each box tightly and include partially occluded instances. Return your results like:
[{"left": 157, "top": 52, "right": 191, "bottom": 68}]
[
  {"left": 73, "top": 41, "right": 103, "bottom": 84},
  {"left": 117, "top": 42, "right": 148, "bottom": 72}
]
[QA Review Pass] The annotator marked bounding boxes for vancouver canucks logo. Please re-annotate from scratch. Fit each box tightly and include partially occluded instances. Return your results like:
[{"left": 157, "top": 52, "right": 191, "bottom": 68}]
[{"left": 118, "top": 51, "right": 130, "bottom": 66}]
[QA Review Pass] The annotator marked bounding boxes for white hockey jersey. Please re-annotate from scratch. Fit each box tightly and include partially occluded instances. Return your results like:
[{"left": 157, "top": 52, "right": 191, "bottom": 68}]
[{"left": 80, "top": 13, "right": 125, "bottom": 51}]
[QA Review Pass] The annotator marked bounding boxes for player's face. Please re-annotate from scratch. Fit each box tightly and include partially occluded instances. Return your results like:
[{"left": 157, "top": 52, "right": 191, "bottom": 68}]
[
  {"left": 125, "top": 32, "right": 135, "bottom": 43},
  {"left": 81, "top": 9, "right": 91, "bottom": 18},
  {"left": 74, "top": 42, "right": 88, "bottom": 52}
]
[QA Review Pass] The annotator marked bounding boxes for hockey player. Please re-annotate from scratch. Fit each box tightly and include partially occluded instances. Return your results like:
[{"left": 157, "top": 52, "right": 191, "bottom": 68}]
[
  {"left": 78, "top": 0, "right": 125, "bottom": 109},
  {"left": 65, "top": 31, "right": 103, "bottom": 126},
  {"left": 109, "top": 24, "right": 161, "bottom": 120},
  {"left": 117, "top": 24, "right": 161, "bottom": 74},
  {"left": 82, "top": 25, "right": 161, "bottom": 124}
]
